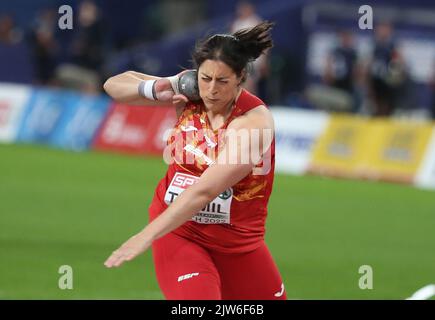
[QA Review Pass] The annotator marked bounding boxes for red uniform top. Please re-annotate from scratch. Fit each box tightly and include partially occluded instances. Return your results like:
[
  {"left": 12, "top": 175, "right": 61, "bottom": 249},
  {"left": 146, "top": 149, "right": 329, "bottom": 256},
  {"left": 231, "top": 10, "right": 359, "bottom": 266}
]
[{"left": 149, "top": 89, "right": 275, "bottom": 253}]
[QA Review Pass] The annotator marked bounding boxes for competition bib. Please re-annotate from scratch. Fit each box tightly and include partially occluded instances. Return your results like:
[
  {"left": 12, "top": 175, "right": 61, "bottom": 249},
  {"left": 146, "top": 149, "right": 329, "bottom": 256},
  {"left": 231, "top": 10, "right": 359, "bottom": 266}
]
[{"left": 164, "top": 172, "right": 232, "bottom": 224}]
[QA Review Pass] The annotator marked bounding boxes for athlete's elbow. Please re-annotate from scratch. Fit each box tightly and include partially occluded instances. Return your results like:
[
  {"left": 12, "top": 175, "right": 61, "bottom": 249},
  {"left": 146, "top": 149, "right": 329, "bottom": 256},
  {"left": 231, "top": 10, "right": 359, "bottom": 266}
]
[
  {"left": 103, "top": 71, "right": 127, "bottom": 95},
  {"left": 103, "top": 77, "right": 115, "bottom": 97}
]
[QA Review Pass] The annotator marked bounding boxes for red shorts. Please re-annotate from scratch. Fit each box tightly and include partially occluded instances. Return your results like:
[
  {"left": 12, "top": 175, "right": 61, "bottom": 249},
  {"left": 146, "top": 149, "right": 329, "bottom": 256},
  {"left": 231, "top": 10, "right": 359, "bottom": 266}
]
[{"left": 151, "top": 232, "right": 286, "bottom": 300}]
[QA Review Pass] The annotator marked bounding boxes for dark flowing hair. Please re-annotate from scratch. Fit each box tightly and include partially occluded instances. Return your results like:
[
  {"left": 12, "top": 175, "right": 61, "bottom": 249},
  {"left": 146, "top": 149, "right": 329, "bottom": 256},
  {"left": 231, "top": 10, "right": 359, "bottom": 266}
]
[{"left": 192, "top": 21, "right": 274, "bottom": 82}]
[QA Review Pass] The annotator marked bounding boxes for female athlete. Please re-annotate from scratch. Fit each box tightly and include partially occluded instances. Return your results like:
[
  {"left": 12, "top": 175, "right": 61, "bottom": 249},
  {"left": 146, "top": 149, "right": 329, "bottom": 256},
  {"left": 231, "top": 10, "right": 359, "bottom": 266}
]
[{"left": 103, "top": 21, "right": 286, "bottom": 300}]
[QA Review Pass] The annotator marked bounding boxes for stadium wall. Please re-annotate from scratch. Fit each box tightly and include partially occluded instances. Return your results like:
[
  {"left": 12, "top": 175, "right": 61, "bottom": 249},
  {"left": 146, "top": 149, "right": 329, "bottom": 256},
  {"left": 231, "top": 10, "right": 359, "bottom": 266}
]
[{"left": 1, "top": 82, "right": 434, "bottom": 190}]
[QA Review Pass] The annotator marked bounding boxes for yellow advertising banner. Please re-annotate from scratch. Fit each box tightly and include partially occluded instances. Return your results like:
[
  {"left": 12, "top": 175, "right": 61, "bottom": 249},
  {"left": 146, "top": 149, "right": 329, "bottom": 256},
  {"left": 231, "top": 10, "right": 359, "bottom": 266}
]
[
  {"left": 363, "top": 119, "right": 433, "bottom": 183},
  {"left": 309, "top": 115, "right": 433, "bottom": 183},
  {"left": 308, "top": 114, "right": 371, "bottom": 178}
]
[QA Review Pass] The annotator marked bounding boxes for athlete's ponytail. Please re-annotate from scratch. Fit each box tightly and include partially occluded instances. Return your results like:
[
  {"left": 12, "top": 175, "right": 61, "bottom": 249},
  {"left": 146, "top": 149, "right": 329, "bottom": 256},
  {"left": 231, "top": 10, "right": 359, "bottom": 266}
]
[
  {"left": 192, "top": 21, "right": 274, "bottom": 82},
  {"left": 232, "top": 21, "right": 274, "bottom": 62}
]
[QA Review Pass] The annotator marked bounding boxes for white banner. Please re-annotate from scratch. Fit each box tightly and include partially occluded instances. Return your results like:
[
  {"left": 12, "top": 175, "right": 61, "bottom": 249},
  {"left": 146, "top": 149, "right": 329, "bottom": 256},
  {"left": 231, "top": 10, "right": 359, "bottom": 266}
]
[
  {"left": 272, "top": 107, "right": 330, "bottom": 175},
  {"left": 415, "top": 126, "right": 435, "bottom": 190},
  {"left": 0, "top": 83, "right": 31, "bottom": 143}
]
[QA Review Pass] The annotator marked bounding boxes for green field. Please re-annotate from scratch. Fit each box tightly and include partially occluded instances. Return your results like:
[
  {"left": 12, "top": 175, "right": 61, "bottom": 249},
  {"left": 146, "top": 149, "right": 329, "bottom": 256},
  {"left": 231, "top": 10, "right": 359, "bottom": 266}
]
[{"left": 1, "top": 143, "right": 434, "bottom": 299}]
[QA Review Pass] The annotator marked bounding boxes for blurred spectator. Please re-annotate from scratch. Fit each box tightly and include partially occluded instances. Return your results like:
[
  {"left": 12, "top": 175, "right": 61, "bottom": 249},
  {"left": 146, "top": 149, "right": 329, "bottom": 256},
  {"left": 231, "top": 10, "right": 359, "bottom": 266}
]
[
  {"left": 71, "top": 0, "right": 105, "bottom": 70},
  {"left": 230, "top": 1, "right": 270, "bottom": 97},
  {"left": 28, "top": 9, "right": 59, "bottom": 85},
  {"left": 323, "top": 29, "right": 360, "bottom": 112},
  {"left": 160, "top": 0, "right": 205, "bottom": 36},
  {"left": 0, "top": 15, "right": 22, "bottom": 45},
  {"left": 55, "top": 0, "right": 105, "bottom": 93},
  {"left": 231, "top": 1, "right": 262, "bottom": 31},
  {"left": 139, "top": 2, "right": 166, "bottom": 44},
  {"left": 305, "top": 30, "right": 360, "bottom": 113},
  {"left": 368, "top": 21, "right": 407, "bottom": 116}
]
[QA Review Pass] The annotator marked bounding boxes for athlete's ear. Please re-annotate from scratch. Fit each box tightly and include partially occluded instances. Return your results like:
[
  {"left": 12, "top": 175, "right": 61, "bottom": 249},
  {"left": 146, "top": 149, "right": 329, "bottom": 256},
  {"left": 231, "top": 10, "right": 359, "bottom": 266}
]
[{"left": 238, "top": 69, "right": 247, "bottom": 86}]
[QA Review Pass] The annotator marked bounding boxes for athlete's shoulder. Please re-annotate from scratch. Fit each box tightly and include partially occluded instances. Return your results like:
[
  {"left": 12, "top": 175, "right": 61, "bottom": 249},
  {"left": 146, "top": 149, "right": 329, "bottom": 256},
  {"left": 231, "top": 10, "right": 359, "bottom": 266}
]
[
  {"left": 236, "top": 89, "right": 267, "bottom": 110},
  {"left": 230, "top": 105, "right": 273, "bottom": 131},
  {"left": 229, "top": 90, "right": 272, "bottom": 130}
]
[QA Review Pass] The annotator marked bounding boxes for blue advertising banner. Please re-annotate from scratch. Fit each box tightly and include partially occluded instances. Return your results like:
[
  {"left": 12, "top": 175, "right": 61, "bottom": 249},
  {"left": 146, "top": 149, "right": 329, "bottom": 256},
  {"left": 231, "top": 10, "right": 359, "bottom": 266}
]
[
  {"left": 50, "top": 94, "right": 110, "bottom": 151},
  {"left": 16, "top": 88, "right": 110, "bottom": 151},
  {"left": 16, "top": 88, "right": 73, "bottom": 144}
]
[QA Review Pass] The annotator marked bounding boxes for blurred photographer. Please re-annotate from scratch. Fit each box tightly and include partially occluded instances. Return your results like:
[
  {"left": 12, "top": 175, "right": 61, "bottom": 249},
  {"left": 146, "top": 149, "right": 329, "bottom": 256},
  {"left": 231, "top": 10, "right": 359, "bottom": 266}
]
[{"left": 368, "top": 21, "right": 407, "bottom": 116}]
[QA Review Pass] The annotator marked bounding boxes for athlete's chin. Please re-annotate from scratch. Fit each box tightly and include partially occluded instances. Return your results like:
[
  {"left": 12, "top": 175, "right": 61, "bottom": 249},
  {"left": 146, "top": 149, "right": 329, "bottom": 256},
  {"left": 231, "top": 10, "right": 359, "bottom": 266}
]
[
  {"left": 204, "top": 101, "right": 225, "bottom": 112},
  {"left": 204, "top": 97, "right": 220, "bottom": 104}
]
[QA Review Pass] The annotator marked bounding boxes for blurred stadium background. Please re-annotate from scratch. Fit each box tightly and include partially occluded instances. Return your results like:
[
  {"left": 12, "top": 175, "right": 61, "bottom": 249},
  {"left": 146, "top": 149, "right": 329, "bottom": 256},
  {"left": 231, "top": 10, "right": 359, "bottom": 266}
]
[{"left": 1, "top": 0, "right": 435, "bottom": 299}]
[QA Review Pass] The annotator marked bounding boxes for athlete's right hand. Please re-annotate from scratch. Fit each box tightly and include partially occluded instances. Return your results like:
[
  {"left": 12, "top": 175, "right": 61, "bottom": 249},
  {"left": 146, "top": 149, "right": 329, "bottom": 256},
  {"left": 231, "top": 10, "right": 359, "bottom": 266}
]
[
  {"left": 104, "top": 232, "right": 152, "bottom": 268},
  {"left": 153, "top": 78, "right": 176, "bottom": 102},
  {"left": 154, "top": 78, "right": 189, "bottom": 110}
]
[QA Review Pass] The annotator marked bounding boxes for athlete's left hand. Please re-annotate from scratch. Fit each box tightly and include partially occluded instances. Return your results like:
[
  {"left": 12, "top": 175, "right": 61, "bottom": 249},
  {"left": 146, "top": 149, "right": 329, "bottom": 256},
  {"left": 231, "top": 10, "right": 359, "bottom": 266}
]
[{"left": 104, "top": 232, "right": 152, "bottom": 268}]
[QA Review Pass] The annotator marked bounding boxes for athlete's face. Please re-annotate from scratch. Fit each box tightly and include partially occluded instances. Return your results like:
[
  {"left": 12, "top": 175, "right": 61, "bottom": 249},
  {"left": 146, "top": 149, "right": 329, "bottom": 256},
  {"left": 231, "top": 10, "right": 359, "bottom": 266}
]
[{"left": 198, "top": 59, "right": 242, "bottom": 112}]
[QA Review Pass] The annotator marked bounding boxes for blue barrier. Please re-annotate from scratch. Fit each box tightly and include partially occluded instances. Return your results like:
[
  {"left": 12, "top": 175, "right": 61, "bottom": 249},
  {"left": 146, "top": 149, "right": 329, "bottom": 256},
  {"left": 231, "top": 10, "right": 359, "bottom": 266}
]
[
  {"left": 17, "top": 88, "right": 73, "bottom": 143},
  {"left": 16, "top": 87, "right": 110, "bottom": 151},
  {"left": 50, "top": 93, "right": 110, "bottom": 151}
]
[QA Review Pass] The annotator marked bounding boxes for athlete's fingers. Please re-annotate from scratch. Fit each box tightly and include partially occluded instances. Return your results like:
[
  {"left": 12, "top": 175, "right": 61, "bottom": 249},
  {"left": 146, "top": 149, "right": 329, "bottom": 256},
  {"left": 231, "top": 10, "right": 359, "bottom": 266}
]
[
  {"left": 124, "top": 252, "right": 137, "bottom": 261},
  {"left": 104, "top": 248, "right": 127, "bottom": 268},
  {"left": 105, "top": 245, "right": 139, "bottom": 267},
  {"left": 154, "top": 78, "right": 172, "bottom": 92},
  {"left": 173, "top": 94, "right": 189, "bottom": 102},
  {"left": 173, "top": 94, "right": 189, "bottom": 104},
  {"left": 104, "top": 247, "right": 130, "bottom": 268},
  {"left": 112, "top": 255, "right": 126, "bottom": 267},
  {"left": 111, "top": 249, "right": 137, "bottom": 267},
  {"left": 104, "top": 233, "right": 151, "bottom": 268},
  {"left": 172, "top": 94, "right": 188, "bottom": 110},
  {"left": 156, "top": 89, "right": 175, "bottom": 102},
  {"left": 106, "top": 253, "right": 125, "bottom": 268}
]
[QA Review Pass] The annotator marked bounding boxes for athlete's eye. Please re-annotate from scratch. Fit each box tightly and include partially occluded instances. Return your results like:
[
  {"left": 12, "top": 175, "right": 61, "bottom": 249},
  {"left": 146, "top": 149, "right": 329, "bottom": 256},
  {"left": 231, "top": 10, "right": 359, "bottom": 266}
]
[{"left": 201, "top": 77, "right": 211, "bottom": 82}]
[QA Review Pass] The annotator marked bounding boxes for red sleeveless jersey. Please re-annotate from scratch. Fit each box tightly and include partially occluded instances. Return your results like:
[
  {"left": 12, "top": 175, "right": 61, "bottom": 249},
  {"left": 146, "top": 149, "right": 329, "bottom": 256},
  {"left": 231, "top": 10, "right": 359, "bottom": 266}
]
[{"left": 148, "top": 89, "right": 275, "bottom": 253}]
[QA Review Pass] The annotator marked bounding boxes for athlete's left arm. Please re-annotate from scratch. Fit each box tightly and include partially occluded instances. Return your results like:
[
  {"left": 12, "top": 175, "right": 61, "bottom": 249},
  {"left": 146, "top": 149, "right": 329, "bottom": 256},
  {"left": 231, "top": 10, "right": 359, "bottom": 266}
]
[{"left": 104, "top": 105, "right": 274, "bottom": 268}]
